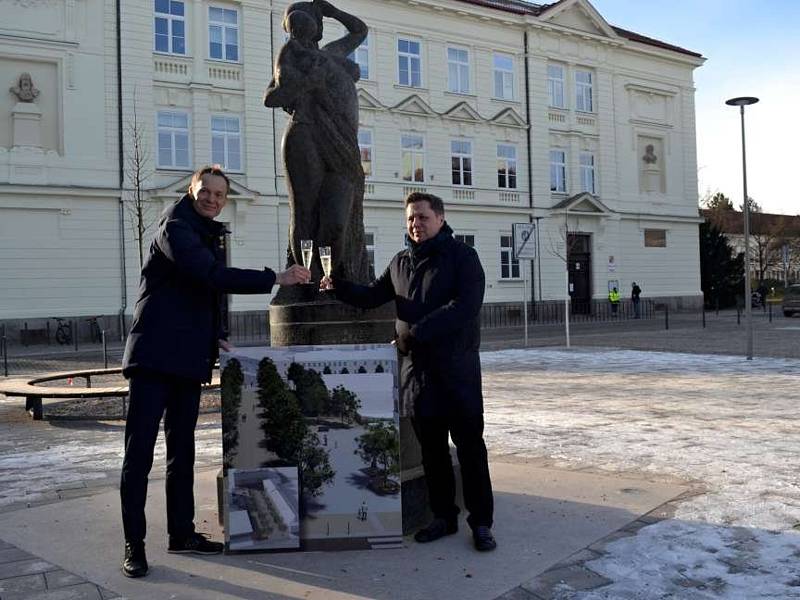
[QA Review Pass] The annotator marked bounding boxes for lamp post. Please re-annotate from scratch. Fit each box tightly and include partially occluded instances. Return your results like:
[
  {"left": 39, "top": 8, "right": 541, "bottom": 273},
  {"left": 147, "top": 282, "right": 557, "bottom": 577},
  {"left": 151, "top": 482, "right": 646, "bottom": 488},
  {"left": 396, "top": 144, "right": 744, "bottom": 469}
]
[{"left": 725, "top": 96, "right": 759, "bottom": 360}]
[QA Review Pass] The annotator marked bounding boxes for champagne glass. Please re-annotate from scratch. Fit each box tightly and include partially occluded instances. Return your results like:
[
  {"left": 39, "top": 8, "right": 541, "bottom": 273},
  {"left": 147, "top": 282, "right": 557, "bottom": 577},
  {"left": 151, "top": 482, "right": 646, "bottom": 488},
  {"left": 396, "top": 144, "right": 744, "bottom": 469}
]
[
  {"left": 300, "top": 239, "right": 314, "bottom": 270},
  {"left": 319, "top": 246, "right": 332, "bottom": 278}
]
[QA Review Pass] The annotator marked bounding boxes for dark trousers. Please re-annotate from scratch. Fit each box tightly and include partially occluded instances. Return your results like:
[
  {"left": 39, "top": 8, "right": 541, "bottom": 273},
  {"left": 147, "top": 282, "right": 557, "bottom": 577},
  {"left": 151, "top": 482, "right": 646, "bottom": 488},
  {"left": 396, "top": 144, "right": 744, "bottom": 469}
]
[
  {"left": 412, "top": 414, "right": 494, "bottom": 530},
  {"left": 120, "top": 369, "right": 200, "bottom": 544}
]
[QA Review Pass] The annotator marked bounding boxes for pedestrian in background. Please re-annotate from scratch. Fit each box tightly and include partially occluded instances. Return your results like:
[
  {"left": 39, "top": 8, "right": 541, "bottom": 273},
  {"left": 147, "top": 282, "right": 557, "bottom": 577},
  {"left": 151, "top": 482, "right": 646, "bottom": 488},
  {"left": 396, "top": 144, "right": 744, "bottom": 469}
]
[
  {"left": 609, "top": 286, "right": 620, "bottom": 316},
  {"left": 631, "top": 282, "right": 642, "bottom": 318}
]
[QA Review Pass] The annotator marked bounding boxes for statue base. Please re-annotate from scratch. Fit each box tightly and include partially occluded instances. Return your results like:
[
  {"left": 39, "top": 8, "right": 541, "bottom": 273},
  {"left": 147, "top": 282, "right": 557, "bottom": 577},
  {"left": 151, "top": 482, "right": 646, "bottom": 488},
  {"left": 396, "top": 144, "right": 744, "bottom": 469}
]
[{"left": 269, "top": 295, "right": 434, "bottom": 534}]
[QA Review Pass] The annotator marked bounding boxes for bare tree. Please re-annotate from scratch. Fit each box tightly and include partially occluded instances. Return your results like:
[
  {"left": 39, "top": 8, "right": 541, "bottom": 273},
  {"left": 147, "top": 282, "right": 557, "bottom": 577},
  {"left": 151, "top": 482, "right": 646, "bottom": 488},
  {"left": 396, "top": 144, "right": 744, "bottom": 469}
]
[
  {"left": 747, "top": 201, "right": 784, "bottom": 282},
  {"left": 546, "top": 213, "right": 582, "bottom": 348},
  {"left": 124, "top": 91, "right": 156, "bottom": 268}
]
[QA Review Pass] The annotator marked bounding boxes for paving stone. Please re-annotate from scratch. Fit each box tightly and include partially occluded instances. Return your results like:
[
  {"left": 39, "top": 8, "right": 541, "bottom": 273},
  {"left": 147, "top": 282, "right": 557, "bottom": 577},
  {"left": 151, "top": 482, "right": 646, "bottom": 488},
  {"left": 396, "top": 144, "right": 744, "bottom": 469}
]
[
  {"left": 0, "top": 558, "right": 59, "bottom": 579},
  {"left": 0, "top": 547, "right": 35, "bottom": 563},
  {"left": 550, "top": 548, "right": 602, "bottom": 570},
  {"left": 0, "top": 573, "right": 47, "bottom": 594},
  {"left": 98, "top": 587, "right": 120, "bottom": 599},
  {"left": 494, "top": 586, "right": 544, "bottom": 600},
  {"left": 0, "top": 538, "right": 15, "bottom": 550},
  {"left": 3, "top": 582, "right": 103, "bottom": 600},
  {"left": 521, "top": 565, "right": 613, "bottom": 599},
  {"left": 44, "top": 569, "right": 87, "bottom": 589},
  {"left": 587, "top": 529, "right": 636, "bottom": 554}
]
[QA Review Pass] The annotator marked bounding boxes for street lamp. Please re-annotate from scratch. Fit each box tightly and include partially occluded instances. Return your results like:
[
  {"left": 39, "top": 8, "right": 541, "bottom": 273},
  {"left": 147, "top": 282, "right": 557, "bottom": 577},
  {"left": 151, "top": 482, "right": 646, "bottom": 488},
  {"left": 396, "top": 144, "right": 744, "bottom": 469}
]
[{"left": 725, "top": 96, "right": 759, "bottom": 360}]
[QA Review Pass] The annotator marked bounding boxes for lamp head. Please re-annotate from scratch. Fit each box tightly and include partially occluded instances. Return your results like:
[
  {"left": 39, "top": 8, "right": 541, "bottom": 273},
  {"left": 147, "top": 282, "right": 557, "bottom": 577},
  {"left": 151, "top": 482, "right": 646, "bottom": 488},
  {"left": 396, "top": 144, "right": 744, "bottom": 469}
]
[{"left": 725, "top": 96, "right": 759, "bottom": 107}]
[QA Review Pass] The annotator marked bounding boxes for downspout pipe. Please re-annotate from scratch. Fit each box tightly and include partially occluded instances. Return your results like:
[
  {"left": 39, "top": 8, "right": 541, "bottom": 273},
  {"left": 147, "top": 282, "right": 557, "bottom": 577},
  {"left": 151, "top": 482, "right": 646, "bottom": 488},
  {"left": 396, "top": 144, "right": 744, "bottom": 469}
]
[
  {"left": 523, "top": 30, "right": 536, "bottom": 308},
  {"left": 116, "top": 0, "right": 127, "bottom": 340}
]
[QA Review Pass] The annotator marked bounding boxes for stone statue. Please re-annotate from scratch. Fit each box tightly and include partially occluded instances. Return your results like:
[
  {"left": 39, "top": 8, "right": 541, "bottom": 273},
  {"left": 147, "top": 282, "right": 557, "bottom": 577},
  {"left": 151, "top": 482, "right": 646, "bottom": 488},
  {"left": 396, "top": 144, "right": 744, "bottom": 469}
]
[
  {"left": 642, "top": 144, "right": 658, "bottom": 165},
  {"left": 264, "top": 0, "right": 370, "bottom": 297},
  {"left": 10, "top": 72, "right": 39, "bottom": 103}
]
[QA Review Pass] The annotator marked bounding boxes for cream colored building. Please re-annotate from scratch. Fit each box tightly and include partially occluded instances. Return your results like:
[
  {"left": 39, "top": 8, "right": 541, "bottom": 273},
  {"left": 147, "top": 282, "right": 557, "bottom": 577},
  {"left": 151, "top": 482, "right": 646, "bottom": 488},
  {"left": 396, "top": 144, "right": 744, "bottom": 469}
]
[{"left": 0, "top": 0, "right": 705, "bottom": 338}]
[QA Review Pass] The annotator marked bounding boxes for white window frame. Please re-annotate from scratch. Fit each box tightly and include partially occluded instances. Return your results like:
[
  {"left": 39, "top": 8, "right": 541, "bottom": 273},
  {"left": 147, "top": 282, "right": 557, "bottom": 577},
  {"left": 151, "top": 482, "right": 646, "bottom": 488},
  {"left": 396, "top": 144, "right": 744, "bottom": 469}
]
[
  {"left": 450, "top": 139, "right": 473, "bottom": 187},
  {"left": 401, "top": 133, "right": 425, "bottom": 183},
  {"left": 208, "top": 6, "right": 240, "bottom": 62},
  {"left": 497, "top": 144, "right": 517, "bottom": 189},
  {"left": 579, "top": 152, "right": 596, "bottom": 194},
  {"left": 157, "top": 110, "right": 191, "bottom": 169},
  {"left": 447, "top": 46, "right": 470, "bottom": 94},
  {"left": 348, "top": 34, "right": 370, "bottom": 80},
  {"left": 493, "top": 53, "right": 515, "bottom": 100},
  {"left": 455, "top": 233, "right": 476, "bottom": 248},
  {"left": 500, "top": 234, "right": 520, "bottom": 280},
  {"left": 211, "top": 114, "right": 242, "bottom": 172},
  {"left": 154, "top": 0, "right": 186, "bottom": 55},
  {"left": 576, "top": 69, "right": 594, "bottom": 112},
  {"left": 364, "top": 230, "right": 376, "bottom": 278},
  {"left": 397, "top": 37, "right": 422, "bottom": 88},
  {"left": 550, "top": 149, "right": 567, "bottom": 193},
  {"left": 547, "top": 63, "right": 565, "bottom": 108},
  {"left": 358, "top": 129, "right": 373, "bottom": 179}
]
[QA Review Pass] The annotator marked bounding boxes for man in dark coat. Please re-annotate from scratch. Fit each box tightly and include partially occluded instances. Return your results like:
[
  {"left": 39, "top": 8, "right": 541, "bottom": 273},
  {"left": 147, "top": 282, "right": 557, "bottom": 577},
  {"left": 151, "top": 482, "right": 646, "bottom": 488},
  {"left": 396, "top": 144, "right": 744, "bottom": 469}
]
[
  {"left": 321, "top": 192, "right": 496, "bottom": 551},
  {"left": 119, "top": 166, "right": 309, "bottom": 578}
]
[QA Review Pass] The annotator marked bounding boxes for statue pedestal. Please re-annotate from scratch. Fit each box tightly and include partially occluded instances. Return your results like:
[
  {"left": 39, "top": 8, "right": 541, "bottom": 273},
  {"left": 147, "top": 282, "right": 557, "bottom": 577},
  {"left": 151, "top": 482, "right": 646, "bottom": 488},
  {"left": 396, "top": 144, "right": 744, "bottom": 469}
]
[
  {"left": 270, "top": 296, "right": 433, "bottom": 534},
  {"left": 642, "top": 165, "right": 662, "bottom": 193},
  {"left": 12, "top": 102, "right": 42, "bottom": 148}
]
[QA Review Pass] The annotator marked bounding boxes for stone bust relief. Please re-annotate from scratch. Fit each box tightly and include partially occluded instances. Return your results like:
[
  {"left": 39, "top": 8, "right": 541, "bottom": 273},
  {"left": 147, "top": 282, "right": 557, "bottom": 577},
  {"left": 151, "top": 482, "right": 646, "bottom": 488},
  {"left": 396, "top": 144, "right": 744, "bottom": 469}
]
[
  {"left": 642, "top": 144, "right": 658, "bottom": 165},
  {"left": 10, "top": 72, "right": 39, "bottom": 103}
]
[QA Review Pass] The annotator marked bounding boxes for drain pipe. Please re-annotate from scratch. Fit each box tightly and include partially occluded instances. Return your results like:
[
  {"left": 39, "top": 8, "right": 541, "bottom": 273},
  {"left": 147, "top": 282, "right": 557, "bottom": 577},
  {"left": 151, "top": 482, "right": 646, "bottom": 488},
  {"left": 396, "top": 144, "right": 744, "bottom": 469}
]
[
  {"left": 116, "top": 0, "right": 128, "bottom": 341},
  {"left": 523, "top": 30, "right": 535, "bottom": 306}
]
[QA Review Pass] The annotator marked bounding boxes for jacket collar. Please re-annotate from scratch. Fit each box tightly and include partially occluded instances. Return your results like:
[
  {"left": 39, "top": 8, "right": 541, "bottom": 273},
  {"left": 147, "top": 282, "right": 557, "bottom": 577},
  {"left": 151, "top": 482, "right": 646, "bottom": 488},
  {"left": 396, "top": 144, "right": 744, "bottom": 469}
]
[
  {"left": 407, "top": 222, "right": 453, "bottom": 265},
  {"left": 172, "top": 194, "right": 224, "bottom": 236}
]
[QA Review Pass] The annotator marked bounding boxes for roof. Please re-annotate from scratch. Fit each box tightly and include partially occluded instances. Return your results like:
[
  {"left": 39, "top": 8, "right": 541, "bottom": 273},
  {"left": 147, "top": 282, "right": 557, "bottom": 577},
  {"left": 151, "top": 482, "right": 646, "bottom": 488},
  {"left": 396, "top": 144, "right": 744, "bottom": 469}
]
[
  {"left": 453, "top": 0, "right": 703, "bottom": 58},
  {"left": 701, "top": 209, "right": 800, "bottom": 237}
]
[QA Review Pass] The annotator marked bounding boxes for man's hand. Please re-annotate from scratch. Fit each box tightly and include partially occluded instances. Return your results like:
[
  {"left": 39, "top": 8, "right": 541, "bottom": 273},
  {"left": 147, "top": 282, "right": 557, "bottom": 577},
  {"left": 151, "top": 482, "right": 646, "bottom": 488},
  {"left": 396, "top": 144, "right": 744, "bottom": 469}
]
[
  {"left": 219, "top": 339, "right": 233, "bottom": 352},
  {"left": 277, "top": 264, "right": 311, "bottom": 286},
  {"left": 319, "top": 275, "right": 334, "bottom": 291}
]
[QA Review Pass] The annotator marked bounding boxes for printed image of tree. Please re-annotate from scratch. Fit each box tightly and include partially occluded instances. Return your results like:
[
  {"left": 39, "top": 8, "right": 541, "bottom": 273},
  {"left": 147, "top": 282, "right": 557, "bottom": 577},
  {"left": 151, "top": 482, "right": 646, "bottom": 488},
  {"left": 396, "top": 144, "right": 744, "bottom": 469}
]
[
  {"left": 220, "top": 358, "right": 244, "bottom": 471},
  {"left": 287, "top": 362, "right": 329, "bottom": 417},
  {"left": 329, "top": 385, "right": 362, "bottom": 424},
  {"left": 255, "top": 357, "right": 335, "bottom": 502},
  {"left": 355, "top": 422, "right": 400, "bottom": 493}
]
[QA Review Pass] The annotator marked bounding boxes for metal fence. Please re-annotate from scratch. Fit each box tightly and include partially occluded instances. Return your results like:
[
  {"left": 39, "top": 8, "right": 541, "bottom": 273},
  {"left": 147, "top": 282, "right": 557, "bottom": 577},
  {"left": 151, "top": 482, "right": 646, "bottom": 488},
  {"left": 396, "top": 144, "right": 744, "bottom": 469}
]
[{"left": 480, "top": 299, "right": 656, "bottom": 328}]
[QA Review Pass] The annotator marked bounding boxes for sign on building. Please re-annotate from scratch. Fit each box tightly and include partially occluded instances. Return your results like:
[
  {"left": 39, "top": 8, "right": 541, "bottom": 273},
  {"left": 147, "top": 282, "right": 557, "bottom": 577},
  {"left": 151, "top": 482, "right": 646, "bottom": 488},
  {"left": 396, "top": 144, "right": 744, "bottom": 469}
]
[{"left": 512, "top": 223, "right": 536, "bottom": 260}]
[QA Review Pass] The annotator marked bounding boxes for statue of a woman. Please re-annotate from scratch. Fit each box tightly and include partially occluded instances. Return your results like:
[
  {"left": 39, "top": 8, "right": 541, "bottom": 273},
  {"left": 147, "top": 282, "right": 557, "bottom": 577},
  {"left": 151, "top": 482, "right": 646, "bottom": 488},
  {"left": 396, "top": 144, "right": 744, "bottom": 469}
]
[{"left": 264, "top": 0, "right": 370, "bottom": 297}]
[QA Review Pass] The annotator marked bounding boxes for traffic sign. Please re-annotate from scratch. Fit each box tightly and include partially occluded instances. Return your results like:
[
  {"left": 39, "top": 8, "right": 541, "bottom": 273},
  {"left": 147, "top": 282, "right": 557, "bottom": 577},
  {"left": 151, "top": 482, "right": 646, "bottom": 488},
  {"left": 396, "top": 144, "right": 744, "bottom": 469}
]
[{"left": 512, "top": 223, "right": 536, "bottom": 260}]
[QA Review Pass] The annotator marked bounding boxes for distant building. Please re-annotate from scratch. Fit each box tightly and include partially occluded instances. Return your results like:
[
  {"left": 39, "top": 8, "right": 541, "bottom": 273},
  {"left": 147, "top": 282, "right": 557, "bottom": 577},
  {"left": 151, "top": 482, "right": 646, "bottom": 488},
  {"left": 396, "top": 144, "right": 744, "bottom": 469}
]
[
  {"left": 0, "top": 0, "right": 706, "bottom": 336},
  {"left": 701, "top": 209, "right": 800, "bottom": 284}
]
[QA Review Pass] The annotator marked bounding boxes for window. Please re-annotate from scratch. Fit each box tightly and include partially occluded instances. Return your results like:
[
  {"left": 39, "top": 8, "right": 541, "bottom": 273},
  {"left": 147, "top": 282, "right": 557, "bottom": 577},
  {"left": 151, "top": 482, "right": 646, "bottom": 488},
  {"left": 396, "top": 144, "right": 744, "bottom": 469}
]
[
  {"left": 154, "top": 0, "right": 185, "bottom": 55},
  {"left": 358, "top": 129, "right": 373, "bottom": 178},
  {"left": 401, "top": 134, "right": 424, "bottom": 182},
  {"left": 547, "top": 64, "right": 565, "bottom": 108},
  {"left": 579, "top": 152, "right": 596, "bottom": 194},
  {"left": 211, "top": 115, "right": 241, "bottom": 171},
  {"left": 500, "top": 234, "right": 520, "bottom": 279},
  {"left": 644, "top": 229, "right": 667, "bottom": 247},
  {"left": 208, "top": 7, "right": 239, "bottom": 62},
  {"left": 455, "top": 234, "right": 475, "bottom": 248},
  {"left": 398, "top": 38, "right": 422, "bottom": 87},
  {"left": 451, "top": 140, "right": 472, "bottom": 186},
  {"left": 493, "top": 53, "right": 514, "bottom": 99},
  {"left": 447, "top": 47, "right": 470, "bottom": 94},
  {"left": 348, "top": 35, "right": 369, "bottom": 79},
  {"left": 497, "top": 144, "right": 517, "bottom": 189},
  {"left": 576, "top": 69, "right": 593, "bottom": 112},
  {"left": 157, "top": 111, "right": 190, "bottom": 169},
  {"left": 550, "top": 150, "right": 566, "bottom": 193},
  {"left": 365, "top": 231, "right": 376, "bottom": 279}
]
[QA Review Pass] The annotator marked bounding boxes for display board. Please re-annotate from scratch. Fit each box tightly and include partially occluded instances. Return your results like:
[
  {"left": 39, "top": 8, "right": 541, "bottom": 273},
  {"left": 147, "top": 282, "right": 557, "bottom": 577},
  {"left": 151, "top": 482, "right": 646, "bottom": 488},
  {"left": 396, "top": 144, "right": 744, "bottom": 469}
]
[{"left": 220, "top": 344, "right": 402, "bottom": 552}]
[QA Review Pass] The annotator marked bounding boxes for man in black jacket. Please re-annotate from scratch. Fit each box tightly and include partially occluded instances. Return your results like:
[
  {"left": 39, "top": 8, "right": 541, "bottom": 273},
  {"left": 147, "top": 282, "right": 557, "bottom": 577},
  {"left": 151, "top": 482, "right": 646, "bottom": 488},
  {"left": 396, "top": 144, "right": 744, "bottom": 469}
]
[
  {"left": 120, "top": 166, "right": 309, "bottom": 578},
  {"left": 321, "top": 192, "right": 496, "bottom": 551}
]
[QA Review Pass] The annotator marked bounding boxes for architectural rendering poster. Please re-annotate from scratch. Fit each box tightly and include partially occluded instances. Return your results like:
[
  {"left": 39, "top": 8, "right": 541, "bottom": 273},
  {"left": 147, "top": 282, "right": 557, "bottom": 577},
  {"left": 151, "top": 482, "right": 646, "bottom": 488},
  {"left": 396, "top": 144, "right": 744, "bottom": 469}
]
[{"left": 220, "top": 344, "right": 402, "bottom": 552}]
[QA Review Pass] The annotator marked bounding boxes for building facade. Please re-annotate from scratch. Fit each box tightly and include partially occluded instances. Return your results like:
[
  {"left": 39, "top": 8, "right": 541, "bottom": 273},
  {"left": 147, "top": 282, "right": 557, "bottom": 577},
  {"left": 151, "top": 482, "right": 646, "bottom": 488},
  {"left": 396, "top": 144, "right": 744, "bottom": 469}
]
[{"left": 0, "top": 0, "right": 705, "bottom": 337}]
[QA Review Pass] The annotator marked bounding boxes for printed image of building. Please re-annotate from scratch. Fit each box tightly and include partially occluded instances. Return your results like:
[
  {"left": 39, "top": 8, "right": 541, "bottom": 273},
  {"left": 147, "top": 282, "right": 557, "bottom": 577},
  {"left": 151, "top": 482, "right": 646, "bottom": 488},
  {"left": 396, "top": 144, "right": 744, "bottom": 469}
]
[{"left": 0, "top": 0, "right": 706, "bottom": 337}]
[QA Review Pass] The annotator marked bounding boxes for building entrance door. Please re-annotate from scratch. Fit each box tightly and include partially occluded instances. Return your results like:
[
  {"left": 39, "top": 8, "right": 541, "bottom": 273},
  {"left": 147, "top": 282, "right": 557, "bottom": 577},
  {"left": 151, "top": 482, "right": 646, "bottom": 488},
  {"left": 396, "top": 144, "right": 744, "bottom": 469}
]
[{"left": 568, "top": 234, "right": 592, "bottom": 315}]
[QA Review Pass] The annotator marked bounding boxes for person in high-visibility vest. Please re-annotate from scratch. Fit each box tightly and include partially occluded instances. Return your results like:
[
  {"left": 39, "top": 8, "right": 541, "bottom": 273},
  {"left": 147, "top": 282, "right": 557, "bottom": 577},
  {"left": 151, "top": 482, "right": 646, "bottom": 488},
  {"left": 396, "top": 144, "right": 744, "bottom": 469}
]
[{"left": 609, "top": 287, "right": 621, "bottom": 315}]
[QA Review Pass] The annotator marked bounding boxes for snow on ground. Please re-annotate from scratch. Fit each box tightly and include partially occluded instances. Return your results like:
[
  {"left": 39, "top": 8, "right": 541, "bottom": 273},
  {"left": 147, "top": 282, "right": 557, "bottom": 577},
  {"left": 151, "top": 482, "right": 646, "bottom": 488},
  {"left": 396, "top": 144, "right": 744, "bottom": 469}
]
[{"left": 481, "top": 348, "right": 800, "bottom": 599}]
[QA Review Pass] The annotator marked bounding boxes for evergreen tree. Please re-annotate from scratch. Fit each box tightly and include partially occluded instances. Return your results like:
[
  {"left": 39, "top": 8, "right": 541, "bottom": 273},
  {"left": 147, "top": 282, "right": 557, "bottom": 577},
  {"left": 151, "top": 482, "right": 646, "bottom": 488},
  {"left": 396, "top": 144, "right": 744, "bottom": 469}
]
[
  {"left": 220, "top": 358, "right": 243, "bottom": 471},
  {"left": 700, "top": 220, "right": 744, "bottom": 308}
]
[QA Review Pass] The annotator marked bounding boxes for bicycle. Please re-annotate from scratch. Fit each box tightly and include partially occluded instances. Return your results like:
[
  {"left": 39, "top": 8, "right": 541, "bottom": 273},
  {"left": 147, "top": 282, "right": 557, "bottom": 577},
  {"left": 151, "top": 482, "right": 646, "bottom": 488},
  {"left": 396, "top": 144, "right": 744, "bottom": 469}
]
[
  {"left": 86, "top": 316, "right": 102, "bottom": 344},
  {"left": 51, "top": 317, "right": 73, "bottom": 345}
]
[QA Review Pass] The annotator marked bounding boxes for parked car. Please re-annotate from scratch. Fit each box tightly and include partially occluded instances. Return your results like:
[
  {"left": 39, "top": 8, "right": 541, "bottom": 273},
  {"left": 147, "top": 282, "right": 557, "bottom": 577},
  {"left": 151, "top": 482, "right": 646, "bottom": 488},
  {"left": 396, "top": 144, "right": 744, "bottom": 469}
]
[{"left": 783, "top": 284, "right": 800, "bottom": 317}]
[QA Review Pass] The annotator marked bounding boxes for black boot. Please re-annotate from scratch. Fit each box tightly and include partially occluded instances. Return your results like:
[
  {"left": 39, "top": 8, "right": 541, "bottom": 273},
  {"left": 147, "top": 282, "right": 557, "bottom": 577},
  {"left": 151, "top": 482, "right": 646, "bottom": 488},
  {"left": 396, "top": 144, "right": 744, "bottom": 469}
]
[
  {"left": 413, "top": 517, "right": 458, "bottom": 543},
  {"left": 122, "top": 542, "right": 148, "bottom": 578},
  {"left": 168, "top": 532, "right": 224, "bottom": 555}
]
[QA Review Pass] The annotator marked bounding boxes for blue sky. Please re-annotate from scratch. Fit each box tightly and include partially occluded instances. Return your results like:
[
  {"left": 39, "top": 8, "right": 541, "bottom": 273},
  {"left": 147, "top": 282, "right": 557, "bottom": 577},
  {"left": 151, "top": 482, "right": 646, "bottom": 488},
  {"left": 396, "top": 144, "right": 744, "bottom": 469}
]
[{"left": 589, "top": 0, "right": 800, "bottom": 215}]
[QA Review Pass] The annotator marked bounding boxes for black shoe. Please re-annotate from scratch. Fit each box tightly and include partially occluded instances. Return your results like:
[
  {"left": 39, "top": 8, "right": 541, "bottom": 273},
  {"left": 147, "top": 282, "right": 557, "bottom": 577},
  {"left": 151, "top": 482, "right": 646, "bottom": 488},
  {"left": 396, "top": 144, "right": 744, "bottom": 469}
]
[
  {"left": 122, "top": 542, "right": 148, "bottom": 578},
  {"left": 414, "top": 518, "right": 458, "bottom": 543},
  {"left": 167, "top": 532, "right": 224, "bottom": 555},
  {"left": 472, "top": 526, "right": 497, "bottom": 552}
]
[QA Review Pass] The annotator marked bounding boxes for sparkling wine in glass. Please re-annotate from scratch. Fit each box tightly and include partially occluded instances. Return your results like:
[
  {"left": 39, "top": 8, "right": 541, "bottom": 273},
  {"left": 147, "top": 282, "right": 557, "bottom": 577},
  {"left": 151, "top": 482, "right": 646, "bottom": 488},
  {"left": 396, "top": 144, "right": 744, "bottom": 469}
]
[
  {"left": 319, "top": 246, "right": 332, "bottom": 278},
  {"left": 300, "top": 239, "right": 314, "bottom": 270}
]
